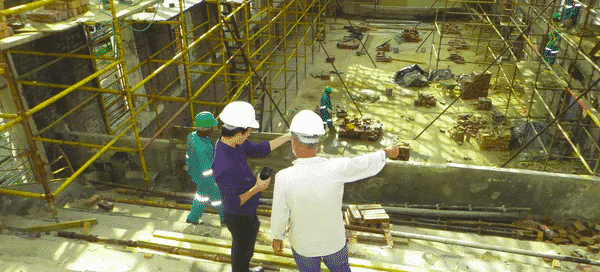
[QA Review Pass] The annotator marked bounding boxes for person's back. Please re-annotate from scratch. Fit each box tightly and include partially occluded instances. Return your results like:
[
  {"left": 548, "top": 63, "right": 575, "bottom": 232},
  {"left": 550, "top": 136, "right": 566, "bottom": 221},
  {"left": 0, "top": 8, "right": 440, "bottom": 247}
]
[
  {"left": 270, "top": 110, "right": 401, "bottom": 272},
  {"left": 275, "top": 157, "right": 346, "bottom": 256}
]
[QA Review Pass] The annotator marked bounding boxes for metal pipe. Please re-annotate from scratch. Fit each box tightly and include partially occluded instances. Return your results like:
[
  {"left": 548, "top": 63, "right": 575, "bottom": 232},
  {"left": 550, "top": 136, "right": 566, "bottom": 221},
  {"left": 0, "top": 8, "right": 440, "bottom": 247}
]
[
  {"left": 365, "top": 205, "right": 521, "bottom": 220},
  {"left": 32, "top": 136, "right": 137, "bottom": 152},
  {"left": 390, "top": 219, "right": 538, "bottom": 239},
  {"left": 259, "top": 199, "right": 522, "bottom": 220},
  {"left": 390, "top": 229, "right": 600, "bottom": 266}
]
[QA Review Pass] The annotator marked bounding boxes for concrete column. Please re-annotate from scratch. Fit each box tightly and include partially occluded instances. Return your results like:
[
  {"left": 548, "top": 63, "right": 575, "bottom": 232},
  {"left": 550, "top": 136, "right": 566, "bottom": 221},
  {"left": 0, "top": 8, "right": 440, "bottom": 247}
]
[
  {"left": 185, "top": 11, "right": 201, "bottom": 84},
  {"left": 120, "top": 27, "right": 148, "bottom": 111}
]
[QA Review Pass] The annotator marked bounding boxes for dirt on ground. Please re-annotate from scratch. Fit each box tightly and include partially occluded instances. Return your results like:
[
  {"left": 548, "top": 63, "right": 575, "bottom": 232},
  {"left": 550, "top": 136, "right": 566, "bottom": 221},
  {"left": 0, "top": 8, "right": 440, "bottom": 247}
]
[{"left": 275, "top": 19, "right": 591, "bottom": 176}]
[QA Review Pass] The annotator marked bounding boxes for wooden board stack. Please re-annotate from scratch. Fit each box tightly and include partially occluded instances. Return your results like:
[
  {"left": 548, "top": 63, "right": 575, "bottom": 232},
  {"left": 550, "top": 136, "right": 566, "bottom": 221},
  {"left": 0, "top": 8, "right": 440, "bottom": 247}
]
[{"left": 345, "top": 204, "right": 394, "bottom": 247}]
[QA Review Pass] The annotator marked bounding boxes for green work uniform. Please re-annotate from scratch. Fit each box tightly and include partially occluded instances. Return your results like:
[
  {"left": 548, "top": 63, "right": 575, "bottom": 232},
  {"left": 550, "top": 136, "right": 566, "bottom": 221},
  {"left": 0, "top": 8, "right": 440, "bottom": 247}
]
[{"left": 186, "top": 132, "right": 224, "bottom": 223}]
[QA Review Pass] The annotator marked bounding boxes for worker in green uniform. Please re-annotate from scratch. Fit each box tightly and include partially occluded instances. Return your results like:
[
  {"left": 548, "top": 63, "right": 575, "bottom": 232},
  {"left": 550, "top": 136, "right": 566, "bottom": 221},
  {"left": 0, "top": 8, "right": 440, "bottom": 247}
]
[
  {"left": 186, "top": 111, "right": 224, "bottom": 225},
  {"left": 319, "top": 86, "right": 334, "bottom": 131}
]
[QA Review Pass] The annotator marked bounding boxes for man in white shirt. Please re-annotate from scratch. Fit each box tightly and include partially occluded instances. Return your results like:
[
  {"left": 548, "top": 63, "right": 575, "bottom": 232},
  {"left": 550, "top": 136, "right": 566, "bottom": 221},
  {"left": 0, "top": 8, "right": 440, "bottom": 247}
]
[{"left": 270, "top": 110, "right": 401, "bottom": 272}]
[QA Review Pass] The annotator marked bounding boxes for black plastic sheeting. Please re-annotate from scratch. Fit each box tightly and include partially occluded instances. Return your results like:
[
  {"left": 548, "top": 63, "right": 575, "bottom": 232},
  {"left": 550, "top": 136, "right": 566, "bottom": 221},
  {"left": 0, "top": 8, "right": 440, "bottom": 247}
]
[
  {"left": 394, "top": 64, "right": 428, "bottom": 87},
  {"left": 428, "top": 67, "right": 455, "bottom": 82}
]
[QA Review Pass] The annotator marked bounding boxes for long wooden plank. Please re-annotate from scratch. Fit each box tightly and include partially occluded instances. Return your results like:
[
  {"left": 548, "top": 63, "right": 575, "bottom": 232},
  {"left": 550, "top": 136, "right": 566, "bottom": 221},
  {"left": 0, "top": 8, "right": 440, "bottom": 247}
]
[
  {"left": 359, "top": 209, "right": 386, "bottom": 214},
  {"left": 23, "top": 218, "right": 97, "bottom": 232},
  {"left": 356, "top": 204, "right": 383, "bottom": 210},
  {"left": 348, "top": 205, "right": 362, "bottom": 222},
  {"left": 153, "top": 230, "right": 424, "bottom": 272},
  {"left": 363, "top": 213, "right": 390, "bottom": 223}
]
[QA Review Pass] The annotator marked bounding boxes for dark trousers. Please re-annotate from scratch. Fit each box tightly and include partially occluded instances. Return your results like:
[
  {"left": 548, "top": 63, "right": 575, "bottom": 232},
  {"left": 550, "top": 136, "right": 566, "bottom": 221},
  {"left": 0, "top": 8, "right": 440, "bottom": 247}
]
[{"left": 224, "top": 212, "right": 260, "bottom": 272}]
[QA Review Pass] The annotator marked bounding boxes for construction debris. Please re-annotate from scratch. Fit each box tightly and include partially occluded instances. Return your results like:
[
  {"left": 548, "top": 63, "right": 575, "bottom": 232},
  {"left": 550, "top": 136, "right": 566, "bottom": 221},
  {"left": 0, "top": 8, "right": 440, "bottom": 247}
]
[
  {"left": 414, "top": 93, "right": 437, "bottom": 108},
  {"left": 310, "top": 71, "right": 331, "bottom": 80},
  {"left": 394, "top": 64, "right": 428, "bottom": 87},
  {"left": 447, "top": 53, "right": 465, "bottom": 64},
  {"left": 449, "top": 114, "right": 486, "bottom": 144},
  {"left": 97, "top": 200, "right": 114, "bottom": 211},
  {"left": 477, "top": 97, "right": 493, "bottom": 110},
  {"left": 335, "top": 107, "right": 348, "bottom": 118},
  {"left": 376, "top": 40, "right": 392, "bottom": 51},
  {"left": 428, "top": 67, "right": 455, "bottom": 82},
  {"left": 356, "top": 22, "right": 371, "bottom": 32},
  {"left": 85, "top": 194, "right": 103, "bottom": 207},
  {"left": 338, "top": 117, "right": 383, "bottom": 141},
  {"left": 337, "top": 37, "right": 360, "bottom": 50},
  {"left": 461, "top": 71, "right": 492, "bottom": 99},
  {"left": 442, "top": 23, "right": 461, "bottom": 34},
  {"left": 401, "top": 28, "right": 421, "bottom": 42},
  {"left": 389, "top": 142, "right": 410, "bottom": 161},
  {"left": 376, "top": 51, "right": 392, "bottom": 62},
  {"left": 477, "top": 127, "right": 511, "bottom": 150},
  {"left": 343, "top": 25, "right": 364, "bottom": 40},
  {"left": 448, "top": 39, "right": 468, "bottom": 50},
  {"left": 440, "top": 81, "right": 459, "bottom": 96}
]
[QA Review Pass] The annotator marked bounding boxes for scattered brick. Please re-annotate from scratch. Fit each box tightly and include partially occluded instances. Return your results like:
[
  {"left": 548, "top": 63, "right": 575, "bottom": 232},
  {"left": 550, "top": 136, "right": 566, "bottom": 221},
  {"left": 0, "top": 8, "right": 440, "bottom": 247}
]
[{"left": 97, "top": 200, "right": 114, "bottom": 211}]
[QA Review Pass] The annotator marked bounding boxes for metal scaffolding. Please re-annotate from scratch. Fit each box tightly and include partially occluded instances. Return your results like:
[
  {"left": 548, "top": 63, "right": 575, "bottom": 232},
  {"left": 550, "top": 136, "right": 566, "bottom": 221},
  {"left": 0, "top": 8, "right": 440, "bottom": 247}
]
[
  {"left": 426, "top": 0, "right": 600, "bottom": 174},
  {"left": 0, "top": 0, "right": 327, "bottom": 217}
]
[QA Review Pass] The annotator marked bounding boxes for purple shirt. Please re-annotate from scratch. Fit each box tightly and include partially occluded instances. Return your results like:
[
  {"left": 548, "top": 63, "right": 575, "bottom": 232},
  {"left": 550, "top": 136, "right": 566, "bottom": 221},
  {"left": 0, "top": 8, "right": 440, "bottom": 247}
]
[{"left": 212, "top": 139, "right": 271, "bottom": 215}]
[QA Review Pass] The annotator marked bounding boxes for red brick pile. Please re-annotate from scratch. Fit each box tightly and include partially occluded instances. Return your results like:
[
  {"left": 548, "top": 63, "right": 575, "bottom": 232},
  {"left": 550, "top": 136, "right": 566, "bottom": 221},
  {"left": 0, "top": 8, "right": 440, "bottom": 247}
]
[
  {"left": 27, "top": 0, "right": 90, "bottom": 23},
  {"left": 460, "top": 71, "right": 492, "bottom": 100}
]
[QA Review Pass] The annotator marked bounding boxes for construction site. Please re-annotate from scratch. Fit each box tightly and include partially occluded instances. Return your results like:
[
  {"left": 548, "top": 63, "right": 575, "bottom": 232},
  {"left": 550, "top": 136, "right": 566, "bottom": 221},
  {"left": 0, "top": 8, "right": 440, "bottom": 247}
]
[{"left": 2, "top": 0, "right": 600, "bottom": 270}]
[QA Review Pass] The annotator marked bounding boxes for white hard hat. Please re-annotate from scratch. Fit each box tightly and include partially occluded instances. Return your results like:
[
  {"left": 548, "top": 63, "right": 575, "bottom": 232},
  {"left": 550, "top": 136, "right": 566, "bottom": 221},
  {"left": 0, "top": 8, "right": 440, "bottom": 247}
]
[
  {"left": 290, "top": 110, "right": 326, "bottom": 136},
  {"left": 220, "top": 101, "right": 260, "bottom": 129}
]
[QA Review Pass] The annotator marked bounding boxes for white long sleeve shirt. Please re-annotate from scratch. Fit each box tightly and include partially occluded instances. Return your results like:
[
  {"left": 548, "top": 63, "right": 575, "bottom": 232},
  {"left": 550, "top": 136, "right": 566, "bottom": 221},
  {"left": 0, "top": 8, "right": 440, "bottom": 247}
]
[{"left": 270, "top": 150, "right": 387, "bottom": 257}]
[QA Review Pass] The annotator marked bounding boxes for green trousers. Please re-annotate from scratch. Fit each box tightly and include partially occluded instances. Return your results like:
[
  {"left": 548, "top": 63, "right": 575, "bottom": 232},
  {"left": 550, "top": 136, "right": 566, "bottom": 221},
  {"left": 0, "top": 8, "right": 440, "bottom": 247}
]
[{"left": 187, "top": 177, "right": 224, "bottom": 223}]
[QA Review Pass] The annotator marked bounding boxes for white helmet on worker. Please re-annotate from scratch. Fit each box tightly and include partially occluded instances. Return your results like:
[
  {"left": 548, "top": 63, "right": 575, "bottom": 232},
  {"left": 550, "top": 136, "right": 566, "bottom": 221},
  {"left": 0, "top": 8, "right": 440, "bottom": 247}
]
[
  {"left": 290, "top": 110, "right": 326, "bottom": 144},
  {"left": 219, "top": 101, "right": 260, "bottom": 129}
]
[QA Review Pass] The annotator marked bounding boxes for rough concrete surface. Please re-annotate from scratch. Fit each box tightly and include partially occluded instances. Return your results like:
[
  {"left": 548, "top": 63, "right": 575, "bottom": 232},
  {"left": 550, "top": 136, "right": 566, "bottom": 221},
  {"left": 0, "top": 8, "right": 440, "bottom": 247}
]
[{"left": 1, "top": 200, "right": 597, "bottom": 272}]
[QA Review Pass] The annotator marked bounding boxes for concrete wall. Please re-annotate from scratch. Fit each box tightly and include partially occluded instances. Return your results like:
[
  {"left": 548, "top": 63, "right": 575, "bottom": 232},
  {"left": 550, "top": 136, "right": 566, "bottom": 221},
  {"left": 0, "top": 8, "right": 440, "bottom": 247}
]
[
  {"left": 55, "top": 129, "right": 600, "bottom": 221},
  {"left": 246, "top": 134, "right": 600, "bottom": 222},
  {"left": 338, "top": 0, "right": 449, "bottom": 17},
  {"left": 11, "top": 26, "right": 106, "bottom": 136}
]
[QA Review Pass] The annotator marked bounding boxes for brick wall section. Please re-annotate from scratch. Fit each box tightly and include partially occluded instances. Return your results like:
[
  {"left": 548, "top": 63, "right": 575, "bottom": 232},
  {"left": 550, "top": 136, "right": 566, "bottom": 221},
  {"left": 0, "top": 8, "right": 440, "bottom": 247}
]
[
  {"left": 133, "top": 24, "right": 179, "bottom": 98},
  {"left": 11, "top": 26, "right": 106, "bottom": 135}
]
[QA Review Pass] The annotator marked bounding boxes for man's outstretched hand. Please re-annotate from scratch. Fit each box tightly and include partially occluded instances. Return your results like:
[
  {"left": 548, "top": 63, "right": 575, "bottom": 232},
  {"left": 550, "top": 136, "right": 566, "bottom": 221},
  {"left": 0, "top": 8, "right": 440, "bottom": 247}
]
[
  {"left": 272, "top": 239, "right": 283, "bottom": 254},
  {"left": 384, "top": 145, "right": 401, "bottom": 159}
]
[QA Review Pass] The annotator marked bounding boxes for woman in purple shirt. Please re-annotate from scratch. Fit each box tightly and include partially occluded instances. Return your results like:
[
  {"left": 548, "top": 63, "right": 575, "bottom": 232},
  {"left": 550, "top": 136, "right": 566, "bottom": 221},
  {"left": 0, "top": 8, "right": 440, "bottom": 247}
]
[{"left": 213, "top": 101, "right": 291, "bottom": 272}]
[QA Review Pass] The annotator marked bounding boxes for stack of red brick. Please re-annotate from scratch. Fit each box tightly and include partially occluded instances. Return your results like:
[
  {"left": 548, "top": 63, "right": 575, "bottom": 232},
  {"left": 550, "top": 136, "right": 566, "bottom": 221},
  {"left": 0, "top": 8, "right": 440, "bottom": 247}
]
[
  {"left": 27, "top": 0, "right": 89, "bottom": 23},
  {"left": 0, "top": 0, "right": 12, "bottom": 39},
  {"left": 460, "top": 71, "right": 492, "bottom": 100}
]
